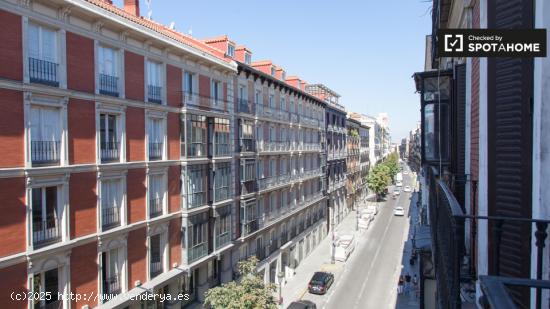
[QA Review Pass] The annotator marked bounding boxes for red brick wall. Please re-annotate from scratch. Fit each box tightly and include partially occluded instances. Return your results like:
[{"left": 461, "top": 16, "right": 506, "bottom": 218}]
[
  {"left": 126, "top": 107, "right": 145, "bottom": 162},
  {"left": 168, "top": 165, "right": 181, "bottom": 213},
  {"left": 169, "top": 218, "right": 181, "bottom": 267},
  {"left": 0, "top": 10, "right": 22, "bottom": 81},
  {"left": 0, "top": 262, "right": 27, "bottom": 309},
  {"left": 0, "top": 89, "right": 24, "bottom": 168},
  {"left": 127, "top": 168, "right": 146, "bottom": 223},
  {"left": 71, "top": 242, "right": 98, "bottom": 308},
  {"left": 128, "top": 227, "right": 146, "bottom": 287},
  {"left": 167, "top": 113, "right": 180, "bottom": 160},
  {"left": 199, "top": 74, "right": 210, "bottom": 108},
  {"left": 66, "top": 32, "right": 95, "bottom": 93},
  {"left": 0, "top": 177, "right": 26, "bottom": 257},
  {"left": 124, "top": 51, "right": 144, "bottom": 101},
  {"left": 68, "top": 99, "right": 96, "bottom": 164},
  {"left": 70, "top": 172, "right": 97, "bottom": 238},
  {"left": 166, "top": 64, "right": 182, "bottom": 107}
]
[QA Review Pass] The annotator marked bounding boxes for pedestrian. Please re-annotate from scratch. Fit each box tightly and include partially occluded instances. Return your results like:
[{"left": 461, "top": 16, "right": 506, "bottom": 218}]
[
  {"left": 413, "top": 274, "right": 419, "bottom": 299},
  {"left": 398, "top": 275, "right": 404, "bottom": 294},
  {"left": 405, "top": 273, "right": 411, "bottom": 294}
]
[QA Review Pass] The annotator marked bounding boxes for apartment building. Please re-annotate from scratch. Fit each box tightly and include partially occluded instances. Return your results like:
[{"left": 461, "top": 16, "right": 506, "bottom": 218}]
[
  {"left": 350, "top": 113, "right": 371, "bottom": 201},
  {"left": 414, "top": 0, "right": 550, "bottom": 308},
  {"left": 201, "top": 36, "right": 328, "bottom": 286},
  {"left": 307, "top": 85, "right": 347, "bottom": 228},
  {"left": 0, "top": 0, "right": 239, "bottom": 308},
  {"left": 345, "top": 116, "right": 361, "bottom": 211}
]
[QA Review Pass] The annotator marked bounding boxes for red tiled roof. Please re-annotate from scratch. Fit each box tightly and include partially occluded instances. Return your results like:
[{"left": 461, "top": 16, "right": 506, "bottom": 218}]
[
  {"left": 202, "top": 35, "right": 230, "bottom": 44},
  {"left": 251, "top": 60, "right": 272, "bottom": 66},
  {"left": 85, "top": 0, "right": 231, "bottom": 64}
]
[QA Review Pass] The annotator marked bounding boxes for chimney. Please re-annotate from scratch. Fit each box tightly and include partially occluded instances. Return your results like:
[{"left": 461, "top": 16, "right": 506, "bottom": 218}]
[
  {"left": 103, "top": 0, "right": 113, "bottom": 4},
  {"left": 124, "top": 0, "right": 140, "bottom": 16}
]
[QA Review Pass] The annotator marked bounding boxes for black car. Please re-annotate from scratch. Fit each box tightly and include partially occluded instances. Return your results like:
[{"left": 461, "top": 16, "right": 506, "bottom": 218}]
[
  {"left": 287, "top": 300, "right": 317, "bottom": 309},
  {"left": 308, "top": 271, "right": 334, "bottom": 295}
]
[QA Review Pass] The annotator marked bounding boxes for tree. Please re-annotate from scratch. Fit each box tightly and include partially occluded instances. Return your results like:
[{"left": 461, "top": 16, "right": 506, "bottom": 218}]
[
  {"left": 204, "top": 257, "right": 278, "bottom": 309},
  {"left": 367, "top": 165, "right": 390, "bottom": 201}
]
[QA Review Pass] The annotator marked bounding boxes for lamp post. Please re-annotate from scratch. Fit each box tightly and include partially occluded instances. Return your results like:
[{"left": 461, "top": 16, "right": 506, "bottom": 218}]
[
  {"left": 277, "top": 271, "right": 284, "bottom": 307},
  {"left": 331, "top": 205, "right": 336, "bottom": 264}
]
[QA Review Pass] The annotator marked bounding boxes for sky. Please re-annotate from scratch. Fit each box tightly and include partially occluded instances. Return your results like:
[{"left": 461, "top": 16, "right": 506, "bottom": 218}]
[{"left": 120, "top": 0, "right": 432, "bottom": 143}]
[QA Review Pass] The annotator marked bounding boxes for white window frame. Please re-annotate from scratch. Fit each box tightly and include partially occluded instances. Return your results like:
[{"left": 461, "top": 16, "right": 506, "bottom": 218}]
[
  {"left": 97, "top": 171, "right": 127, "bottom": 232},
  {"left": 147, "top": 224, "right": 168, "bottom": 281},
  {"left": 211, "top": 79, "right": 223, "bottom": 107},
  {"left": 24, "top": 93, "right": 68, "bottom": 168},
  {"left": 146, "top": 110, "right": 167, "bottom": 161},
  {"left": 146, "top": 168, "right": 168, "bottom": 219},
  {"left": 97, "top": 236, "right": 128, "bottom": 297},
  {"left": 144, "top": 58, "right": 165, "bottom": 104},
  {"left": 95, "top": 43, "right": 124, "bottom": 97},
  {"left": 227, "top": 44, "right": 235, "bottom": 57},
  {"left": 96, "top": 103, "right": 126, "bottom": 164},
  {"left": 27, "top": 253, "right": 70, "bottom": 309}
]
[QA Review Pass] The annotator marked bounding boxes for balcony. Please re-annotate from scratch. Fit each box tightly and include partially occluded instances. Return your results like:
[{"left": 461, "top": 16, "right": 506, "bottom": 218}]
[
  {"left": 33, "top": 216, "right": 60, "bottom": 248},
  {"left": 240, "top": 138, "right": 256, "bottom": 153},
  {"left": 213, "top": 142, "right": 230, "bottom": 157},
  {"left": 189, "top": 242, "right": 208, "bottom": 263},
  {"left": 186, "top": 142, "right": 206, "bottom": 158},
  {"left": 29, "top": 57, "right": 59, "bottom": 87},
  {"left": 185, "top": 191, "right": 207, "bottom": 209},
  {"left": 214, "top": 186, "right": 230, "bottom": 203},
  {"left": 256, "top": 105, "right": 288, "bottom": 121},
  {"left": 240, "top": 179, "right": 256, "bottom": 196},
  {"left": 100, "top": 141, "right": 119, "bottom": 163},
  {"left": 99, "top": 74, "right": 119, "bottom": 97},
  {"left": 215, "top": 232, "right": 230, "bottom": 249},
  {"left": 149, "top": 197, "right": 163, "bottom": 218},
  {"left": 31, "top": 140, "right": 60, "bottom": 166},
  {"left": 103, "top": 275, "right": 121, "bottom": 297},
  {"left": 259, "top": 141, "right": 290, "bottom": 153},
  {"left": 149, "top": 259, "right": 162, "bottom": 278},
  {"left": 148, "top": 85, "right": 162, "bottom": 104},
  {"left": 148, "top": 142, "right": 163, "bottom": 160},
  {"left": 237, "top": 98, "right": 255, "bottom": 115},
  {"left": 101, "top": 206, "right": 120, "bottom": 230},
  {"left": 242, "top": 219, "right": 259, "bottom": 237}
]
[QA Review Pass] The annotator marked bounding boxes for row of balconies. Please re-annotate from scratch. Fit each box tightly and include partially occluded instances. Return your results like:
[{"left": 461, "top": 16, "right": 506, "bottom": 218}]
[
  {"left": 327, "top": 149, "right": 348, "bottom": 160},
  {"left": 327, "top": 124, "right": 347, "bottom": 134},
  {"left": 237, "top": 99, "right": 325, "bottom": 128},
  {"left": 256, "top": 168, "right": 323, "bottom": 191},
  {"left": 256, "top": 140, "right": 322, "bottom": 153}
]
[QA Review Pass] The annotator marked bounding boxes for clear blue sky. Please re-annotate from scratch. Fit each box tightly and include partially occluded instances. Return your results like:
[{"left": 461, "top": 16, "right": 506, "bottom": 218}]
[{"left": 123, "top": 0, "right": 431, "bottom": 142}]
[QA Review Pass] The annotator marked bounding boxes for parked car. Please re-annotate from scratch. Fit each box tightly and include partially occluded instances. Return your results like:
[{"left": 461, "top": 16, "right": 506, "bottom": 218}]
[
  {"left": 393, "top": 206, "right": 405, "bottom": 216},
  {"left": 403, "top": 171, "right": 409, "bottom": 175},
  {"left": 396, "top": 181, "right": 403, "bottom": 187},
  {"left": 404, "top": 186, "right": 412, "bottom": 192},
  {"left": 288, "top": 300, "right": 317, "bottom": 309},
  {"left": 393, "top": 189, "right": 400, "bottom": 196},
  {"left": 308, "top": 272, "right": 334, "bottom": 295}
]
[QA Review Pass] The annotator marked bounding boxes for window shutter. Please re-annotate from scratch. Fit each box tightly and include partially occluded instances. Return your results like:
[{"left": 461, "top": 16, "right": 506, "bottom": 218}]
[{"left": 488, "top": 0, "right": 533, "bottom": 307}]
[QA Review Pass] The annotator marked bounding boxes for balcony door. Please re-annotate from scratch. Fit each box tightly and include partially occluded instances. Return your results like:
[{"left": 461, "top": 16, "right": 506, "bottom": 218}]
[{"left": 30, "top": 106, "right": 61, "bottom": 166}]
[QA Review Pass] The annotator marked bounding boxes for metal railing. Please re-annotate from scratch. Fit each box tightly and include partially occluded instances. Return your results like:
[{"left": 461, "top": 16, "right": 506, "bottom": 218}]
[
  {"left": 149, "top": 260, "right": 162, "bottom": 278},
  {"left": 214, "top": 186, "right": 230, "bottom": 202},
  {"left": 148, "top": 142, "right": 163, "bottom": 160},
  {"left": 100, "top": 141, "right": 119, "bottom": 162},
  {"left": 29, "top": 57, "right": 59, "bottom": 86},
  {"left": 33, "top": 215, "right": 60, "bottom": 247},
  {"left": 189, "top": 242, "right": 208, "bottom": 262},
  {"left": 148, "top": 85, "right": 162, "bottom": 104},
  {"left": 242, "top": 219, "right": 259, "bottom": 236},
  {"left": 149, "top": 197, "right": 163, "bottom": 218},
  {"left": 214, "top": 142, "right": 230, "bottom": 157},
  {"left": 185, "top": 191, "right": 207, "bottom": 209},
  {"left": 240, "top": 138, "right": 256, "bottom": 152},
  {"left": 237, "top": 98, "right": 255, "bottom": 114},
  {"left": 215, "top": 232, "right": 230, "bottom": 249},
  {"left": 186, "top": 142, "right": 206, "bottom": 158},
  {"left": 103, "top": 275, "right": 121, "bottom": 296},
  {"left": 101, "top": 206, "right": 120, "bottom": 230},
  {"left": 31, "top": 140, "right": 60, "bottom": 165},
  {"left": 240, "top": 179, "right": 256, "bottom": 196},
  {"left": 99, "top": 74, "right": 119, "bottom": 97}
]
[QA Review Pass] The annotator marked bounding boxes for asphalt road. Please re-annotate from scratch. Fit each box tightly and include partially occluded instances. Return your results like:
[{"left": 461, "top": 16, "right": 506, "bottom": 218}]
[{"left": 314, "top": 167, "right": 415, "bottom": 309}]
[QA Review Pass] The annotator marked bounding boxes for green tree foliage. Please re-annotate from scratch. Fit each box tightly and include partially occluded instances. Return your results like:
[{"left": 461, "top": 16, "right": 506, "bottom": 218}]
[
  {"left": 366, "top": 151, "right": 400, "bottom": 200},
  {"left": 204, "top": 257, "right": 278, "bottom": 309}
]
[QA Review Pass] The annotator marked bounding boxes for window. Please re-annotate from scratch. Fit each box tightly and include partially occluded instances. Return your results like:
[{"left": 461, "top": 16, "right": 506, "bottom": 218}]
[
  {"left": 240, "top": 120, "right": 255, "bottom": 152},
  {"left": 28, "top": 23, "right": 59, "bottom": 86},
  {"left": 211, "top": 80, "right": 222, "bottom": 106},
  {"left": 214, "top": 163, "right": 230, "bottom": 202},
  {"left": 101, "top": 248, "right": 122, "bottom": 297},
  {"left": 269, "top": 94, "right": 275, "bottom": 108},
  {"left": 269, "top": 192, "right": 276, "bottom": 214},
  {"left": 255, "top": 90, "right": 262, "bottom": 105},
  {"left": 98, "top": 45, "right": 118, "bottom": 96},
  {"left": 213, "top": 118, "right": 230, "bottom": 157},
  {"left": 227, "top": 44, "right": 235, "bottom": 57},
  {"left": 148, "top": 118, "right": 164, "bottom": 160},
  {"left": 148, "top": 174, "right": 164, "bottom": 218},
  {"left": 183, "top": 72, "right": 197, "bottom": 103},
  {"left": 271, "top": 67, "right": 276, "bottom": 76},
  {"left": 280, "top": 158, "right": 287, "bottom": 175},
  {"left": 256, "top": 237, "right": 264, "bottom": 260},
  {"left": 282, "top": 71, "right": 286, "bottom": 80},
  {"left": 244, "top": 52, "right": 252, "bottom": 65},
  {"left": 147, "top": 61, "right": 162, "bottom": 103},
  {"left": 186, "top": 165, "right": 207, "bottom": 208},
  {"left": 186, "top": 115, "right": 206, "bottom": 157},
  {"left": 149, "top": 234, "right": 163, "bottom": 278},
  {"left": 280, "top": 97, "right": 286, "bottom": 111},
  {"left": 32, "top": 269, "right": 60, "bottom": 308},
  {"left": 31, "top": 186, "right": 60, "bottom": 247},
  {"left": 241, "top": 160, "right": 256, "bottom": 182},
  {"left": 269, "top": 159, "right": 276, "bottom": 177},
  {"left": 269, "top": 126, "right": 276, "bottom": 143},
  {"left": 30, "top": 106, "right": 61, "bottom": 166},
  {"left": 100, "top": 114, "right": 119, "bottom": 162},
  {"left": 190, "top": 222, "right": 208, "bottom": 262},
  {"left": 101, "top": 179, "right": 122, "bottom": 230},
  {"left": 257, "top": 159, "right": 265, "bottom": 179},
  {"left": 216, "top": 214, "right": 230, "bottom": 249}
]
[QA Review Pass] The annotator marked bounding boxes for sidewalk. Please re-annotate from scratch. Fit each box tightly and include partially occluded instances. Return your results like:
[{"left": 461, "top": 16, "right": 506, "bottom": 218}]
[
  {"left": 280, "top": 202, "right": 369, "bottom": 308},
  {"left": 395, "top": 191, "right": 421, "bottom": 309}
]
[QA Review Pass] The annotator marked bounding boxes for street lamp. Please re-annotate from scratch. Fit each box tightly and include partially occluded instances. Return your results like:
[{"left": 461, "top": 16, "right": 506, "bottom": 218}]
[
  {"left": 331, "top": 205, "right": 336, "bottom": 264},
  {"left": 277, "top": 271, "right": 284, "bottom": 306}
]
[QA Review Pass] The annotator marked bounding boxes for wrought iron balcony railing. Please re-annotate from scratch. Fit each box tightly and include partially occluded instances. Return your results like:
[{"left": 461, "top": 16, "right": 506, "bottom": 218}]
[
  {"left": 31, "top": 140, "right": 60, "bottom": 165},
  {"left": 100, "top": 141, "right": 119, "bottom": 162},
  {"left": 149, "top": 197, "right": 163, "bottom": 218},
  {"left": 148, "top": 142, "right": 163, "bottom": 160},
  {"left": 29, "top": 57, "right": 59, "bottom": 87},
  {"left": 148, "top": 85, "right": 162, "bottom": 104},
  {"left": 237, "top": 98, "right": 255, "bottom": 114},
  {"left": 101, "top": 206, "right": 120, "bottom": 230},
  {"left": 99, "top": 74, "right": 119, "bottom": 97},
  {"left": 103, "top": 275, "right": 121, "bottom": 297},
  {"left": 149, "top": 259, "right": 162, "bottom": 278},
  {"left": 240, "top": 138, "right": 256, "bottom": 152},
  {"left": 33, "top": 215, "right": 60, "bottom": 248},
  {"left": 189, "top": 242, "right": 208, "bottom": 262}
]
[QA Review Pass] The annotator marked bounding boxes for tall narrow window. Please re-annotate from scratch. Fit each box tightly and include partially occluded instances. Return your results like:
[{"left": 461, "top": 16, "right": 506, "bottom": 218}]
[
  {"left": 31, "top": 186, "right": 60, "bottom": 247},
  {"left": 216, "top": 214, "right": 230, "bottom": 249},
  {"left": 148, "top": 118, "right": 163, "bottom": 160},
  {"left": 186, "top": 165, "right": 207, "bottom": 208},
  {"left": 187, "top": 115, "right": 206, "bottom": 157},
  {"left": 100, "top": 114, "right": 119, "bottom": 162},
  {"left": 244, "top": 52, "right": 252, "bottom": 65},
  {"left": 28, "top": 23, "right": 58, "bottom": 86},
  {"left": 101, "top": 179, "right": 122, "bottom": 230},
  {"left": 211, "top": 80, "right": 222, "bottom": 107},
  {"left": 190, "top": 222, "right": 208, "bottom": 262},
  {"left": 214, "top": 163, "right": 230, "bottom": 202},
  {"left": 213, "top": 118, "right": 230, "bottom": 157},
  {"left": 149, "top": 234, "right": 163, "bottom": 278},
  {"left": 30, "top": 106, "right": 61, "bottom": 166},
  {"left": 32, "top": 268, "right": 60, "bottom": 308},
  {"left": 98, "top": 46, "right": 118, "bottom": 96},
  {"left": 183, "top": 72, "right": 196, "bottom": 105},
  {"left": 148, "top": 174, "right": 164, "bottom": 218},
  {"left": 102, "top": 248, "right": 122, "bottom": 297},
  {"left": 147, "top": 61, "right": 162, "bottom": 103}
]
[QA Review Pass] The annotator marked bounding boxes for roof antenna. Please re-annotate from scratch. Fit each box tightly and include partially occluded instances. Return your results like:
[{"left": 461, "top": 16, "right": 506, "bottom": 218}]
[
  {"left": 188, "top": 27, "right": 193, "bottom": 35},
  {"left": 144, "top": 0, "right": 153, "bottom": 19},
  {"left": 169, "top": 22, "right": 176, "bottom": 30}
]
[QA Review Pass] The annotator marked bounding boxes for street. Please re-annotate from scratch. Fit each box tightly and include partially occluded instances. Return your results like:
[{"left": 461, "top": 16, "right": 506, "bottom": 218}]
[{"left": 281, "top": 165, "right": 418, "bottom": 309}]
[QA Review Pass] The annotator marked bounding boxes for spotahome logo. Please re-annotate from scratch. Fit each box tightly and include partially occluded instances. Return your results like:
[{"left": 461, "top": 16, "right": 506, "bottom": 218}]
[{"left": 437, "top": 29, "right": 546, "bottom": 57}]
